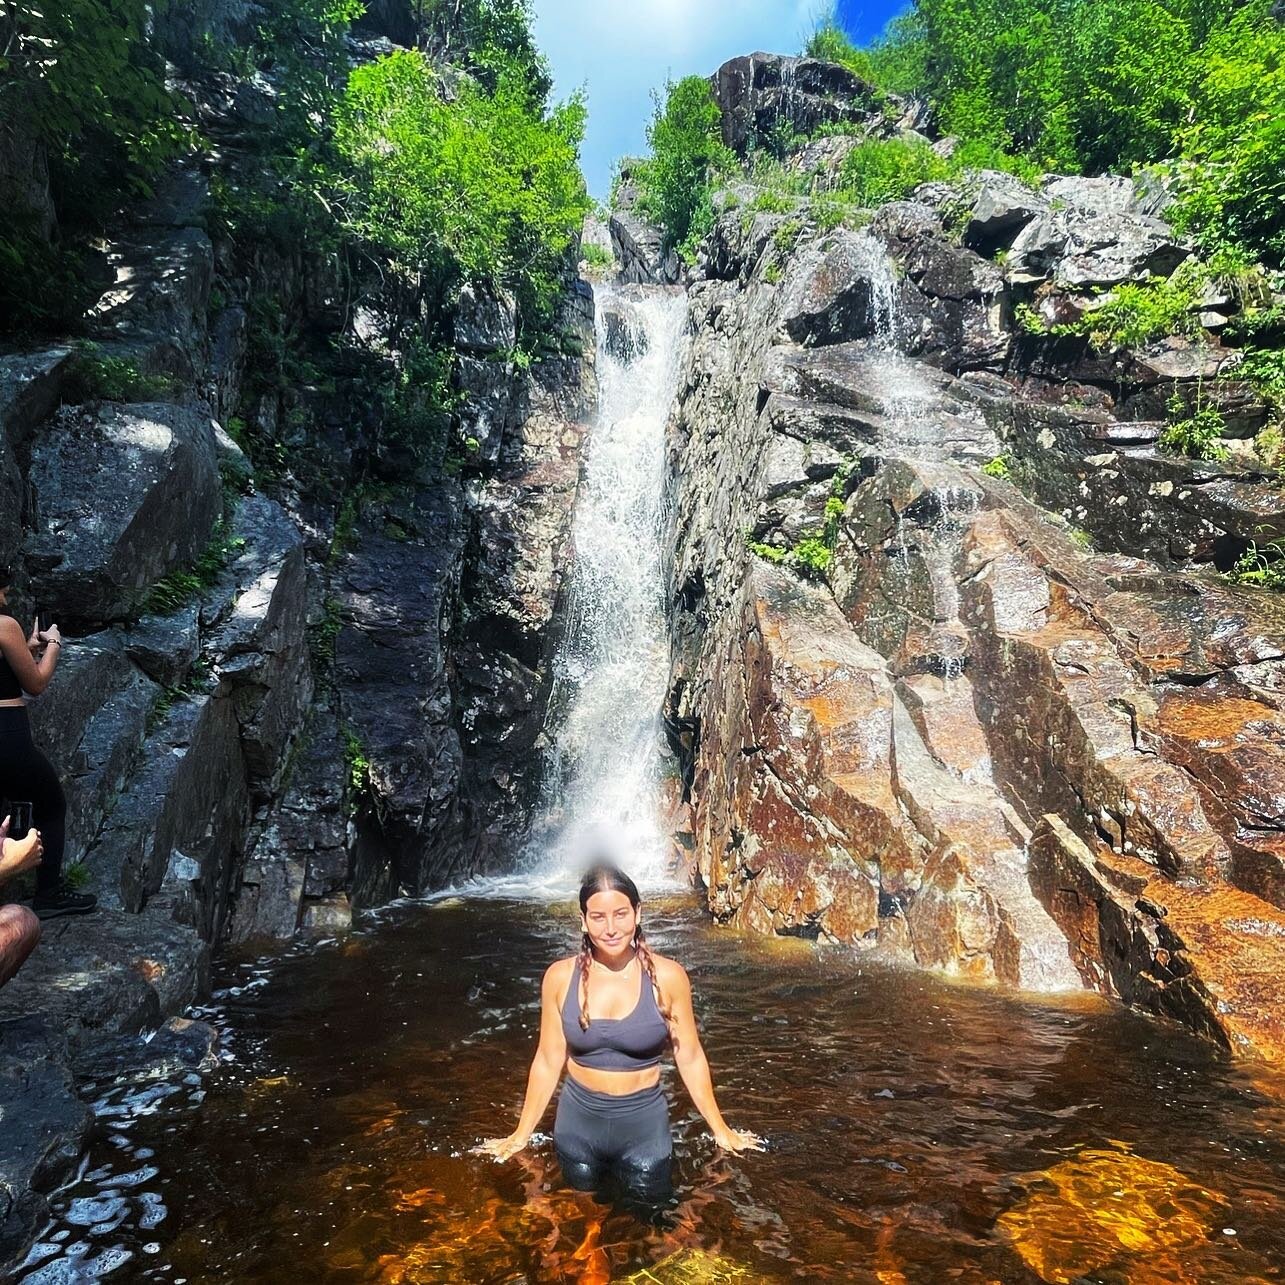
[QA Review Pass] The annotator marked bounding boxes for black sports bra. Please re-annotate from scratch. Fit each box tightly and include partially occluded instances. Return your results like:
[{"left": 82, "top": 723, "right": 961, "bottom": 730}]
[{"left": 561, "top": 959, "right": 670, "bottom": 1072}]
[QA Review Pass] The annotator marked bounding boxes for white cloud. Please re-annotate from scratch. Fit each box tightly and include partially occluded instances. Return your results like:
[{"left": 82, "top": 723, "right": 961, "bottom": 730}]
[{"left": 532, "top": 0, "right": 823, "bottom": 198}]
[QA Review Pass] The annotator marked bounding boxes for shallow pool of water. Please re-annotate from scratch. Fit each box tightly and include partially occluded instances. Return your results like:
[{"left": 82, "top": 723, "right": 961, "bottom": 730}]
[{"left": 24, "top": 893, "right": 1285, "bottom": 1282}]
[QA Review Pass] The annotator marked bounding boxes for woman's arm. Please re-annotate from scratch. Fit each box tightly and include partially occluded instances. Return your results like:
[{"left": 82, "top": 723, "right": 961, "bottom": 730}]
[
  {"left": 476, "top": 958, "right": 571, "bottom": 1161},
  {"left": 0, "top": 617, "right": 60, "bottom": 696},
  {"left": 664, "top": 959, "right": 763, "bottom": 1153}
]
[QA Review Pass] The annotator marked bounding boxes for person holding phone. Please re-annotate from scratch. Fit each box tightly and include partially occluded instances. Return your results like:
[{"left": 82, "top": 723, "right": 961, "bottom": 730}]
[
  {"left": 0, "top": 813, "right": 43, "bottom": 987},
  {"left": 0, "top": 569, "right": 96, "bottom": 919}
]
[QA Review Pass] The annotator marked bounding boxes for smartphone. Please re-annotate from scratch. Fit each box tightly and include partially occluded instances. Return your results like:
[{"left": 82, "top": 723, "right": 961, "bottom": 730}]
[{"left": 11, "top": 801, "right": 33, "bottom": 835}]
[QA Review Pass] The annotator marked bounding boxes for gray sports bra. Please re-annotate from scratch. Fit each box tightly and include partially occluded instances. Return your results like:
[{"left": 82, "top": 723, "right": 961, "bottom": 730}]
[{"left": 561, "top": 959, "right": 670, "bottom": 1072}]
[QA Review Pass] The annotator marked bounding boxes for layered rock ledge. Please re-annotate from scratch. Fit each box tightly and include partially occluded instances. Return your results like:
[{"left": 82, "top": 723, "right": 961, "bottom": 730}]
[{"left": 661, "top": 166, "right": 1285, "bottom": 1065}]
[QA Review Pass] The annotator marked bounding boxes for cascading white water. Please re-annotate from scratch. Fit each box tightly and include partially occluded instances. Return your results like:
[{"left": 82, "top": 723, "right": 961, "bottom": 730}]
[{"left": 523, "top": 284, "right": 689, "bottom": 889}]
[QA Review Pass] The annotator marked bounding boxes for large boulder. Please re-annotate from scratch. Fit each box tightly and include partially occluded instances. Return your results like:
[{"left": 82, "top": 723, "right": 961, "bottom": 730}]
[
  {"left": 85, "top": 693, "right": 249, "bottom": 941},
  {"left": 24, "top": 401, "right": 221, "bottom": 627},
  {"left": 609, "top": 208, "right": 681, "bottom": 286},
  {"left": 29, "top": 632, "right": 160, "bottom": 865},
  {"left": 775, "top": 229, "right": 885, "bottom": 346},
  {"left": 710, "top": 54, "right": 882, "bottom": 158}
]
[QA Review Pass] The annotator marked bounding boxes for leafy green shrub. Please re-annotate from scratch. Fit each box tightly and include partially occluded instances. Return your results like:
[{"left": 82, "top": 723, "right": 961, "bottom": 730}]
[
  {"left": 1159, "top": 391, "right": 1229, "bottom": 462},
  {"left": 791, "top": 537, "right": 835, "bottom": 579},
  {"left": 631, "top": 76, "right": 735, "bottom": 260},
  {"left": 580, "top": 243, "right": 615, "bottom": 270},
  {"left": 773, "top": 219, "right": 804, "bottom": 255},
  {"left": 63, "top": 861, "right": 92, "bottom": 891},
  {"left": 835, "top": 137, "right": 950, "bottom": 207},
  {"left": 335, "top": 50, "right": 590, "bottom": 330},
  {"left": 981, "top": 454, "right": 1012, "bottom": 480},
  {"left": 1056, "top": 264, "right": 1206, "bottom": 350},
  {"left": 144, "top": 515, "right": 247, "bottom": 616},
  {"left": 805, "top": 17, "right": 879, "bottom": 83},
  {"left": 1229, "top": 538, "right": 1285, "bottom": 589},
  {"left": 63, "top": 345, "right": 178, "bottom": 403},
  {"left": 1254, "top": 424, "right": 1285, "bottom": 474},
  {"left": 1237, "top": 348, "right": 1285, "bottom": 438},
  {"left": 763, "top": 262, "right": 784, "bottom": 285},
  {"left": 342, "top": 724, "right": 373, "bottom": 813},
  {"left": 1170, "top": 6, "right": 1285, "bottom": 260}
]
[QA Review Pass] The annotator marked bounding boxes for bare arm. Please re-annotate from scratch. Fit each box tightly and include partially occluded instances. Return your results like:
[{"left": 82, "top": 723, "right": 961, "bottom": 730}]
[
  {"left": 0, "top": 617, "right": 60, "bottom": 696},
  {"left": 664, "top": 959, "right": 763, "bottom": 1153},
  {"left": 476, "top": 958, "right": 571, "bottom": 1161}
]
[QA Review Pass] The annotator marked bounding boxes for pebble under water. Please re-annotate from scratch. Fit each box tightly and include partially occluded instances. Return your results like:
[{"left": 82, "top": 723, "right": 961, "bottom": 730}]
[{"left": 22, "top": 892, "right": 1285, "bottom": 1283}]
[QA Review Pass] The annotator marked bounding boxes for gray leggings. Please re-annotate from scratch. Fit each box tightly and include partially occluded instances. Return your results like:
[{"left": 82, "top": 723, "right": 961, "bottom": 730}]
[{"left": 554, "top": 1076, "right": 673, "bottom": 1203}]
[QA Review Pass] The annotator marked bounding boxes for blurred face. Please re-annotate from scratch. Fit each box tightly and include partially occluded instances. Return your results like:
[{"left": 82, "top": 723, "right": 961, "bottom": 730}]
[{"left": 582, "top": 889, "right": 639, "bottom": 960}]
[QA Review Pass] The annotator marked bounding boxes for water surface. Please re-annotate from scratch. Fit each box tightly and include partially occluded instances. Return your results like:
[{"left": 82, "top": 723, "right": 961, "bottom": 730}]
[{"left": 22, "top": 893, "right": 1285, "bottom": 1283}]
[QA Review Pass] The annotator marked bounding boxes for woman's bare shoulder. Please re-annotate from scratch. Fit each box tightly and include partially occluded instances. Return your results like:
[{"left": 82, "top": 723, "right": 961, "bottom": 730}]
[
  {"left": 651, "top": 954, "right": 690, "bottom": 988},
  {"left": 543, "top": 956, "right": 579, "bottom": 986}
]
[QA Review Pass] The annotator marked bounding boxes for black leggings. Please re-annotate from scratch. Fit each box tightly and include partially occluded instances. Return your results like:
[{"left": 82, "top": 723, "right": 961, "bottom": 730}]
[
  {"left": 0, "top": 706, "right": 66, "bottom": 894},
  {"left": 554, "top": 1076, "right": 673, "bottom": 1205}
]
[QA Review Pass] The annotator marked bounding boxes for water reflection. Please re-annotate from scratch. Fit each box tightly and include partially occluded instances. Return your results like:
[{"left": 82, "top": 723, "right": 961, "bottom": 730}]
[{"left": 25, "top": 894, "right": 1285, "bottom": 1282}]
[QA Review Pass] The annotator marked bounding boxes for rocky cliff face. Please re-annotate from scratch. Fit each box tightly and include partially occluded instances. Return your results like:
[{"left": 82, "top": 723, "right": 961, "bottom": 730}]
[
  {"left": 0, "top": 22, "right": 592, "bottom": 1264},
  {"left": 660, "top": 62, "right": 1285, "bottom": 1067}
]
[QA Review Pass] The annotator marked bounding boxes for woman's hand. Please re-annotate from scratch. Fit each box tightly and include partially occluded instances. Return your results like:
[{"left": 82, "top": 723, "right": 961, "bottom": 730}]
[
  {"left": 39, "top": 623, "right": 62, "bottom": 647},
  {"left": 0, "top": 823, "right": 42, "bottom": 882},
  {"left": 26, "top": 617, "right": 41, "bottom": 655},
  {"left": 712, "top": 1127, "right": 764, "bottom": 1154},
  {"left": 472, "top": 1132, "right": 531, "bottom": 1162}
]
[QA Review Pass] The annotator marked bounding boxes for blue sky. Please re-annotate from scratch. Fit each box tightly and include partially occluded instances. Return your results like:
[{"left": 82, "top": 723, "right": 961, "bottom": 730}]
[{"left": 532, "top": 1, "right": 906, "bottom": 200}]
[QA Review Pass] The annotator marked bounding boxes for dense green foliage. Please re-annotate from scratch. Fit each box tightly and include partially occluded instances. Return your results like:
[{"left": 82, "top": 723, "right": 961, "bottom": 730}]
[
  {"left": 630, "top": 77, "right": 734, "bottom": 260},
  {"left": 0, "top": 0, "right": 187, "bottom": 329},
  {"left": 334, "top": 50, "right": 588, "bottom": 327},
  {"left": 808, "top": 0, "right": 1285, "bottom": 261}
]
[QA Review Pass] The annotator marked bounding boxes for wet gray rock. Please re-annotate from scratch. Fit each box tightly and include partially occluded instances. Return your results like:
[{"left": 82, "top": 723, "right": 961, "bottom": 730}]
[
  {"left": 1056, "top": 214, "right": 1190, "bottom": 289},
  {"left": 24, "top": 401, "right": 221, "bottom": 626},
  {"left": 336, "top": 483, "right": 468, "bottom": 899},
  {"left": 711, "top": 54, "right": 882, "bottom": 158},
  {"left": 776, "top": 230, "right": 883, "bottom": 346},
  {"left": 72, "top": 1015, "right": 219, "bottom": 1084},
  {"left": 125, "top": 604, "right": 201, "bottom": 688},
  {"left": 964, "top": 172, "right": 1044, "bottom": 251},
  {"left": 455, "top": 354, "right": 517, "bottom": 462},
  {"left": 86, "top": 693, "right": 249, "bottom": 940},
  {"left": 29, "top": 632, "right": 160, "bottom": 865},
  {"left": 0, "top": 1016, "right": 91, "bottom": 1271},
  {"left": 233, "top": 706, "right": 348, "bottom": 941},
  {"left": 610, "top": 208, "right": 681, "bottom": 286},
  {"left": 453, "top": 346, "right": 593, "bottom": 868},
  {"left": 206, "top": 494, "right": 312, "bottom": 795},
  {"left": 455, "top": 282, "right": 517, "bottom": 355},
  {"left": 0, "top": 909, "right": 208, "bottom": 1043}
]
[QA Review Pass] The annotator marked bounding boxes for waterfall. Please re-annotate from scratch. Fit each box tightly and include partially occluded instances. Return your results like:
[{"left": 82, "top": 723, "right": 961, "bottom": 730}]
[{"left": 525, "top": 283, "right": 689, "bottom": 888}]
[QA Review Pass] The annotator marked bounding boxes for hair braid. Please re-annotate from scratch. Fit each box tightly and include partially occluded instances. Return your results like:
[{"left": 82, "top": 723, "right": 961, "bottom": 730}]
[
  {"left": 577, "top": 931, "right": 593, "bottom": 1031},
  {"left": 634, "top": 928, "right": 673, "bottom": 1027}
]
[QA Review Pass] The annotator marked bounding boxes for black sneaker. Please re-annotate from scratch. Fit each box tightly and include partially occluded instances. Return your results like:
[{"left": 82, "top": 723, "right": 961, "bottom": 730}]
[{"left": 32, "top": 884, "right": 98, "bottom": 920}]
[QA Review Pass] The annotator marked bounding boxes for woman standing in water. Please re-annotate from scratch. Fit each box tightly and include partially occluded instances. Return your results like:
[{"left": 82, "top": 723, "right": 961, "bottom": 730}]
[{"left": 478, "top": 863, "right": 761, "bottom": 1201}]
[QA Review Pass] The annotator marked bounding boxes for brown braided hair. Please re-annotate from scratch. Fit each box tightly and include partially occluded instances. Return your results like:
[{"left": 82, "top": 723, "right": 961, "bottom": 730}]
[{"left": 576, "top": 862, "right": 673, "bottom": 1032}]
